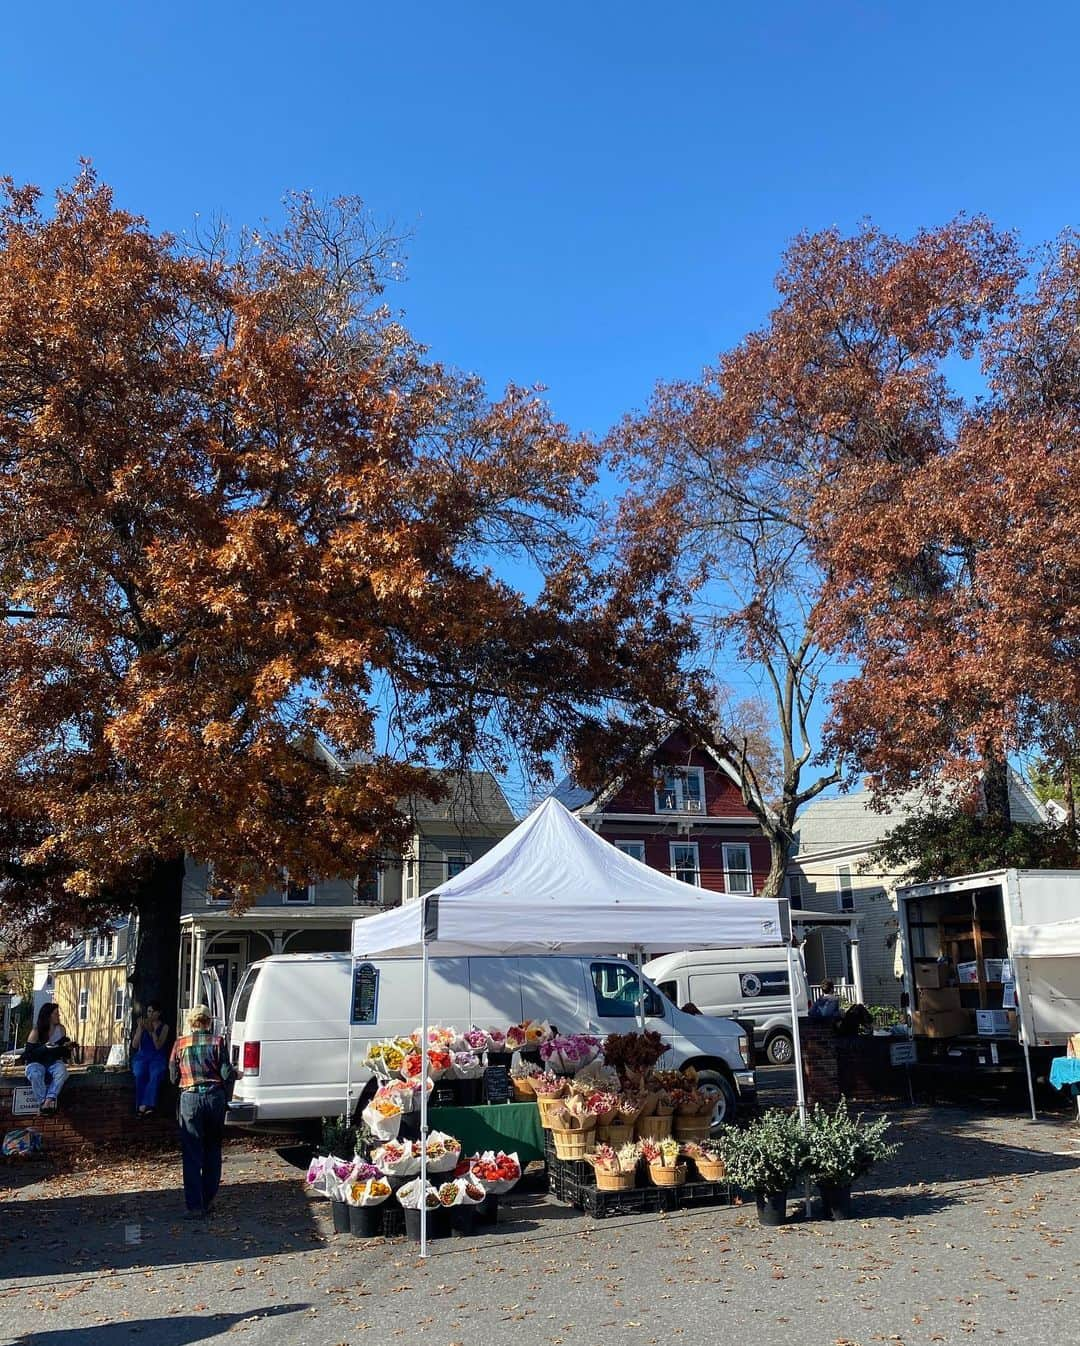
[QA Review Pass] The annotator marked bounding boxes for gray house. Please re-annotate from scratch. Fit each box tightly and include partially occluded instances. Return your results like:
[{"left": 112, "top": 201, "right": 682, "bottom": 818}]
[
  {"left": 178, "top": 768, "right": 516, "bottom": 1015},
  {"left": 788, "top": 772, "right": 1047, "bottom": 1008}
]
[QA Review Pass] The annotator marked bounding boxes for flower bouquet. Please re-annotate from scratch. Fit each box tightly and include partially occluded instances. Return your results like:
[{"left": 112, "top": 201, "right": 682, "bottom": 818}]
[
  {"left": 524, "top": 1019, "right": 553, "bottom": 1046},
  {"left": 361, "top": 1084, "right": 404, "bottom": 1140},
  {"left": 671, "top": 1085, "right": 714, "bottom": 1141},
  {"left": 510, "top": 1062, "right": 543, "bottom": 1100},
  {"left": 424, "top": 1130, "right": 463, "bottom": 1173},
  {"left": 396, "top": 1178, "right": 441, "bottom": 1210},
  {"left": 469, "top": 1150, "right": 522, "bottom": 1194},
  {"left": 436, "top": 1176, "right": 486, "bottom": 1207},
  {"left": 411, "top": 1025, "right": 456, "bottom": 1051},
  {"left": 305, "top": 1155, "right": 330, "bottom": 1192},
  {"left": 572, "top": 1060, "right": 621, "bottom": 1092},
  {"left": 427, "top": 1048, "right": 453, "bottom": 1080},
  {"left": 372, "top": 1139, "right": 420, "bottom": 1178},
  {"left": 486, "top": 1027, "right": 509, "bottom": 1056},
  {"left": 550, "top": 1095, "right": 598, "bottom": 1159},
  {"left": 531, "top": 1071, "right": 569, "bottom": 1127},
  {"left": 540, "top": 1033, "right": 602, "bottom": 1075},
  {"left": 581, "top": 1090, "right": 621, "bottom": 1124},
  {"left": 462, "top": 1026, "right": 491, "bottom": 1054},
  {"left": 451, "top": 1050, "right": 484, "bottom": 1081},
  {"left": 505, "top": 1023, "right": 529, "bottom": 1054},
  {"left": 601, "top": 1030, "right": 667, "bottom": 1080},
  {"left": 347, "top": 1162, "right": 391, "bottom": 1206},
  {"left": 598, "top": 1093, "right": 641, "bottom": 1145},
  {"left": 641, "top": 1137, "right": 686, "bottom": 1187}
]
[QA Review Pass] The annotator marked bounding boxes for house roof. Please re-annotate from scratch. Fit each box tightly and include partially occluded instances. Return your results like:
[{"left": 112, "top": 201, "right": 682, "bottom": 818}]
[
  {"left": 406, "top": 770, "right": 516, "bottom": 828},
  {"left": 793, "top": 770, "right": 1048, "bottom": 857},
  {"left": 52, "top": 918, "right": 129, "bottom": 972}
]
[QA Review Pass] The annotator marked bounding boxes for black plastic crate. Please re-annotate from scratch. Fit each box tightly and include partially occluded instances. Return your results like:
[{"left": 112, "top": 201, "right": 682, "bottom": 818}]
[
  {"left": 381, "top": 1204, "right": 406, "bottom": 1237},
  {"left": 678, "top": 1179, "right": 732, "bottom": 1207},
  {"left": 582, "top": 1184, "right": 681, "bottom": 1217}
]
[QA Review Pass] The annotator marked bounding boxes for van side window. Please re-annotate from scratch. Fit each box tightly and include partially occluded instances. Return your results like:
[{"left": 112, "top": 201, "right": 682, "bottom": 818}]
[
  {"left": 232, "top": 966, "right": 261, "bottom": 1022},
  {"left": 657, "top": 980, "right": 679, "bottom": 1005},
  {"left": 590, "top": 962, "right": 663, "bottom": 1018}
]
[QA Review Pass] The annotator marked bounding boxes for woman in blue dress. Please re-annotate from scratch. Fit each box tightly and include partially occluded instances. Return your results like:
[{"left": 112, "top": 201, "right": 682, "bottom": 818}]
[{"left": 132, "top": 1001, "right": 170, "bottom": 1116}]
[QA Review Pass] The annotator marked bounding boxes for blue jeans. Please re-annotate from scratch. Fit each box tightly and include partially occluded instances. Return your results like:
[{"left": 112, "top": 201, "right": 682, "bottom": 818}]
[
  {"left": 179, "top": 1089, "right": 226, "bottom": 1212},
  {"left": 133, "top": 1054, "right": 167, "bottom": 1111},
  {"left": 25, "top": 1061, "right": 68, "bottom": 1106}
]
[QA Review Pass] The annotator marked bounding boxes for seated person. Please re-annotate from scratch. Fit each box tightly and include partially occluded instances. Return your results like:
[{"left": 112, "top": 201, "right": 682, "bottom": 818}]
[
  {"left": 809, "top": 980, "right": 842, "bottom": 1020},
  {"left": 24, "top": 1002, "right": 73, "bottom": 1114}
]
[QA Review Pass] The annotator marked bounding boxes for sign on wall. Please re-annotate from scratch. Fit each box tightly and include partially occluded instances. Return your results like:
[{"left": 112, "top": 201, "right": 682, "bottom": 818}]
[
  {"left": 351, "top": 963, "right": 380, "bottom": 1025},
  {"left": 11, "top": 1086, "right": 38, "bottom": 1117}
]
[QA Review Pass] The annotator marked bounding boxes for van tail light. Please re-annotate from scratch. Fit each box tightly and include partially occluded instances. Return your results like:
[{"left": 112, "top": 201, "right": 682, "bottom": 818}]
[{"left": 242, "top": 1041, "right": 261, "bottom": 1076}]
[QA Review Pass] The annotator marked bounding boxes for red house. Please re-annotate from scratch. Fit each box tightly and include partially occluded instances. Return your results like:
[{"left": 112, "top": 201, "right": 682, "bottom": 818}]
[{"left": 550, "top": 728, "right": 771, "bottom": 894}]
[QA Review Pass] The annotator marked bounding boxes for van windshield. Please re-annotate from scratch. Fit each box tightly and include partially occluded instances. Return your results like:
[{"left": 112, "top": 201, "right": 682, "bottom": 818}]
[
  {"left": 590, "top": 962, "right": 664, "bottom": 1018},
  {"left": 232, "top": 966, "right": 260, "bottom": 1024}
]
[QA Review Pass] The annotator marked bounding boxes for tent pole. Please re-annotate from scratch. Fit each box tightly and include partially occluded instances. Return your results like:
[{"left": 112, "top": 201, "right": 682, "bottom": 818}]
[
  {"left": 1014, "top": 976, "right": 1037, "bottom": 1123},
  {"left": 345, "top": 942, "right": 355, "bottom": 1135},
  {"left": 419, "top": 932, "right": 430, "bottom": 1257},
  {"left": 635, "top": 945, "right": 646, "bottom": 1031},
  {"left": 786, "top": 941, "right": 808, "bottom": 1124}
]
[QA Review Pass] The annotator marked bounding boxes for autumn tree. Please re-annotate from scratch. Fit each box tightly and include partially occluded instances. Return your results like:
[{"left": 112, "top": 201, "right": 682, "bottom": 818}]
[
  {"left": 609, "top": 219, "right": 1017, "bottom": 897},
  {"left": 0, "top": 171, "right": 691, "bottom": 1013}
]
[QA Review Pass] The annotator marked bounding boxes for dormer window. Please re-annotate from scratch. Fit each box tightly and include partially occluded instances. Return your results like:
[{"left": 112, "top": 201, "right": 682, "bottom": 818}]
[
  {"left": 654, "top": 766, "right": 706, "bottom": 814},
  {"left": 87, "top": 934, "right": 115, "bottom": 962}
]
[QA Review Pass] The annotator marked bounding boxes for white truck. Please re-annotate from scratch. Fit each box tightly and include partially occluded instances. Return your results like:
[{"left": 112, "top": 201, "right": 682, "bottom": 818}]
[{"left": 896, "top": 868, "right": 1080, "bottom": 1090}]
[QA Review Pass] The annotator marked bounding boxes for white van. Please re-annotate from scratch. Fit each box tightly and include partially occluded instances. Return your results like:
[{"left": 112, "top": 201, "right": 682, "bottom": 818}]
[
  {"left": 643, "top": 946, "right": 808, "bottom": 1066},
  {"left": 225, "top": 952, "right": 755, "bottom": 1137}
]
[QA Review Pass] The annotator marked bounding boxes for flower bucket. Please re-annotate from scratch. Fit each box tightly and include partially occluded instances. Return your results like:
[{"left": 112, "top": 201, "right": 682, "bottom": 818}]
[
  {"left": 330, "top": 1198, "right": 350, "bottom": 1233},
  {"left": 536, "top": 1096, "right": 566, "bottom": 1129},
  {"left": 512, "top": 1077, "right": 536, "bottom": 1101},
  {"left": 756, "top": 1190, "right": 788, "bottom": 1226},
  {"left": 635, "top": 1116, "right": 672, "bottom": 1142},
  {"left": 454, "top": 1078, "right": 483, "bottom": 1107},
  {"left": 694, "top": 1158, "right": 727, "bottom": 1183},
  {"left": 449, "top": 1205, "right": 477, "bottom": 1238},
  {"left": 348, "top": 1204, "right": 384, "bottom": 1238},
  {"left": 403, "top": 1207, "right": 450, "bottom": 1241},
  {"left": 818, "top": 1182, "right": 853, "bottom": 1221},
  {"left": 673, "top": 1117, "right": 712, "bottom": 1143},
  {"left": 552, "top": 1127, "right": 594, "bottom": 1160},
  {"left": 595, "top": 1169, "right": 636, "bottom": 1192},
  {"left": 648, "top": 1162, "right": 686, "bottom": 1188},
  {"left": 596, "top": 1123, "right": 634, "bottom": 1147}
]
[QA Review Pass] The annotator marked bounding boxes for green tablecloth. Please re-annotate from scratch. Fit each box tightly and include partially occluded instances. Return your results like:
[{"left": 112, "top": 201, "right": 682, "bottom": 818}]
[{"left": 427, "top": 1102, "right": 545, "bottom": 1164}]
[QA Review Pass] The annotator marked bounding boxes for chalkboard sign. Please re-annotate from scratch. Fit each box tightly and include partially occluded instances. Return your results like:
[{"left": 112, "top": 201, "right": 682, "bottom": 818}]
[
  {"left": 351, "top": 962, "right": 380, "bottom": 1025},
  {"left": 482, "top": 1063, "right": 512, "bottom": 1104}
]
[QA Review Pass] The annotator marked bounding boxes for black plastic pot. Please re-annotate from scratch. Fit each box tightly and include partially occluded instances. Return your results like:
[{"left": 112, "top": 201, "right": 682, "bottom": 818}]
[
  {"left": 818, "top": 1182, "right": 853, "bottom": 1221},
  {"left": 330, "top": 1198, "right": 350, "bottom": 1233},
  {"left": 475, "top": 1193, "right": 499, "bottom": 1226},
  {"left": 348, "top": 1204, "right": 385, "bottom": 1237},
  {"left": 449, "top": 1205, "right": 477, "bottom": 1237},
  {"left": 755, "top": 1190, "right": 788, "bottom": 1226},
  {"left": 403, "top": 1207, "right": 451, "bottom": 1241}
]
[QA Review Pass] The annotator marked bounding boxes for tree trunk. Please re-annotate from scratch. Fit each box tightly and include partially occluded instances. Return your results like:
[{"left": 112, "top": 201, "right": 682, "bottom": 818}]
[
  {"left": 982, "top": 755, "right": 1012, "bottom": 823},
  {"left": 761, "top": 826, "right": 792, "bottom": 901},
  {"left": 129, "top": 854, "right": 185, "bottom": 1026}
]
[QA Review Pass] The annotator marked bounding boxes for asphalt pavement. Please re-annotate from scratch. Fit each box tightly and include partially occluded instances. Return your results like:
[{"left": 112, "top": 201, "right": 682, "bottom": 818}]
[{"left": 3, "top": 1072, "right": 1080, "bottom": 1346}]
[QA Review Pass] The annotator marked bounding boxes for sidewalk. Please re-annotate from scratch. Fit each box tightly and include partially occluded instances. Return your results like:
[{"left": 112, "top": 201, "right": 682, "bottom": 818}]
[{"left": 3, "top": 1105, "right": 1080, "bottom": 1346}]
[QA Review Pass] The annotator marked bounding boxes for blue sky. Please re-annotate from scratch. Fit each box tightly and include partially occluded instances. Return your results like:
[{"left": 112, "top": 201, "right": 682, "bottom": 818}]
[{"left": 4, "top": 2, "right": 1077, "bottom": 803}]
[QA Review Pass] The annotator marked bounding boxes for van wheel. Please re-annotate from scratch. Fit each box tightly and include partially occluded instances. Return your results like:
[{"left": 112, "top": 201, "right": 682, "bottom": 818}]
[
  {"left": 695, "top": 1070, "right": 737, "bottom": 1130},
  {"left": 764, "top": 1030, "right": 794, "bottom": 1066}
]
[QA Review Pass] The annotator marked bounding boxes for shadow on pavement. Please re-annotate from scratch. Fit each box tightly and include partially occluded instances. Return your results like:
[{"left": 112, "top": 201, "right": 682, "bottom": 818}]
[
  {"left": 13, "top": 1305, "right": 308, "bottom": 1346},
  {"left": 1, "top": 1179, "right": 322, "bottom": 1281}
]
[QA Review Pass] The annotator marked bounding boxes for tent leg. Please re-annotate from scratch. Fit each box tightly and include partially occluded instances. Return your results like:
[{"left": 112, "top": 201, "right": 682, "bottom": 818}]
[
  {"left": 786, "top": 942, "right": 808, "bottom": 1124},
  {"left": 419, "top": 936, "right": 430, "bottom": 1258},
  {"left": 635, "top": 945, "right": 646, "bottom": 1031},
  {"left": 345, "top": 951, "right": 355, "bottom": 1132}
]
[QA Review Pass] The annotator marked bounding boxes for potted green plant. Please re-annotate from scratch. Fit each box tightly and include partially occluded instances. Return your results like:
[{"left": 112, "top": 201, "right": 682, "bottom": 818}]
[
  {"left": 717, "top": 1108, "right": 809, "bottom": 1226},
  {"left": 805, "top": 1099, "right": 899, "bottom": 1220}
]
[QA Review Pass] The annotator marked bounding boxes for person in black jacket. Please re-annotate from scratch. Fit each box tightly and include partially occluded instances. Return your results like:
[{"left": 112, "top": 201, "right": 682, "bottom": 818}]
[{"left": 24, "top": 1003, "right": 73, "bottom": 1114}]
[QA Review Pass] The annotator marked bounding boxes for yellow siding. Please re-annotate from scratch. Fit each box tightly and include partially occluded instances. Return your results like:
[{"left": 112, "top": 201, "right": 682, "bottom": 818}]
[{"left": 53, "top": 967, "right": 128, "bottom": 1057}]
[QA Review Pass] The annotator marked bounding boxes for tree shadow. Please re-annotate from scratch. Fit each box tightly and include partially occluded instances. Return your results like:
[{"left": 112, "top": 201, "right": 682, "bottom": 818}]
[
  {"left": 1, "top": 1179, "right": 323, "bottom": 1281},
  {"left": 13, "top": 1305, "right": 308, "bottom": 1346}
]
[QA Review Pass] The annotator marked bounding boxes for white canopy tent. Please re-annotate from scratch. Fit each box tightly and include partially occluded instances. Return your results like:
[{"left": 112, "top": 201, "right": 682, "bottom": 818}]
[
  {"left": 350, "top": 796, "right": 797, "bottom": 1253},
  {"left": 1007, "top": 918, "right": 1080, "bottom": 1119}
]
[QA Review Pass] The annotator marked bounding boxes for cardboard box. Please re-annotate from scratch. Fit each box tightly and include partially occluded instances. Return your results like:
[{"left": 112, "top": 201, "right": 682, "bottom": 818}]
[
  {"left": 912, "top": 1009, "right": 976, "bottom": 1039},
  {"left": 976, "top": 1009, "right": 1013, "bottom": 1036},
  {"left": 914, "top": 961, "right": 950, "bottom": 989},
  {"left": 918, "top": 987, "right": 961, "bottom": 1012}
]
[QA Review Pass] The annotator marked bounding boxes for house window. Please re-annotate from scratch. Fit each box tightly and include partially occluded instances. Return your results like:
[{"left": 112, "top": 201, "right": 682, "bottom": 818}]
[
  {"left": 669, "top": 842, "right": 700, "bottom": 885},
  {"left": 722, "top": 843, "right": 753, "bottom": 895},
  {"left": 444, "top": 853, "right": 471, "bottom": 881},
  {"left": 614, "top": 840, "right": 646, "bottom": 862},
  {"left": 113, "top": 986, "right": 125, "bottom": 1022},
  {"left": 836, "top": 864, "right": 855, "bottom": 912},
  {"left": 88, "top": 934, "right": 114, "bottom": 961},
  {"left": 78, "top": 988, "right": 89, "bottom": 1022},
  {"left": 205, "top": 864, "right": 232, "bottom": 906},
  {"left": 655, "top": 766, "right": 706, "bottom": 814},
  {"left": 786, "top": 872, "right": 805, "bottom": 910},
  {"left": 354, "top": 861, "right": 383, "bottom": 906},
  {"left": 282, "top": 875, "right": 315, "bottom": 905}
]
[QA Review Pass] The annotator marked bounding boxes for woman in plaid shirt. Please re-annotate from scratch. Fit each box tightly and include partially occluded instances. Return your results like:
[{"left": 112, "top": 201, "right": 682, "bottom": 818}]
[{"left": 169, "top": 1004, "right": 234, "bottom": 1218}]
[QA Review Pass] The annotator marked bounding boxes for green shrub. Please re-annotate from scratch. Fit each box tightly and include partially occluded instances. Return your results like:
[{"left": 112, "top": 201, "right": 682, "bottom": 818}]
[
  {"left": 718, "top": 1108, "right": 809, "bottom": 1194},
  {"left": 805, "top": 1098, "right": 899, "bottom": 1186}
]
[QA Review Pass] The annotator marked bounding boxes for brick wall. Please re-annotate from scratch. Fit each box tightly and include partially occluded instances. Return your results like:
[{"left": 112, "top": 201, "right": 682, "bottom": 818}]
[
  {"left": 1, "top": 1069, "right": 175, "bottom": 1163},
  {"left": 799, "top": 1018, "right": 905, "bottom": 1107}
]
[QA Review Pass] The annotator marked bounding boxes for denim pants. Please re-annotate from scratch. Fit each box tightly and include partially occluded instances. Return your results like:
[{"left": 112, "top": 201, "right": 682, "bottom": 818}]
[
  {"left": 178, "top": 1089, "right": 226, "bottom": 1212},
  {"left": 25, "top": 1061, "right": 68, "bottom": 1106},
  {"left": 133, "top": 1055, "right": 167, "bottom": 1110}
]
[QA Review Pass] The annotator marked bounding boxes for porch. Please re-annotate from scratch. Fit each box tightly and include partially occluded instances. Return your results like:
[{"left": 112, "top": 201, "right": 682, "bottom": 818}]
[{"left": 792, "top": 908, "right": 865, "bottom": 1005}]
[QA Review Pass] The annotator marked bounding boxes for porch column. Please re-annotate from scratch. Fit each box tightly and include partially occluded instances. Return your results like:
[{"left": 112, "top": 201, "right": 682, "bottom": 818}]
[
  {"left": 849, "top": 929, "right": 865, "bottom": 1005},
  {"left": 271, "top": 930, "right": 284, "bottom": 955}
]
